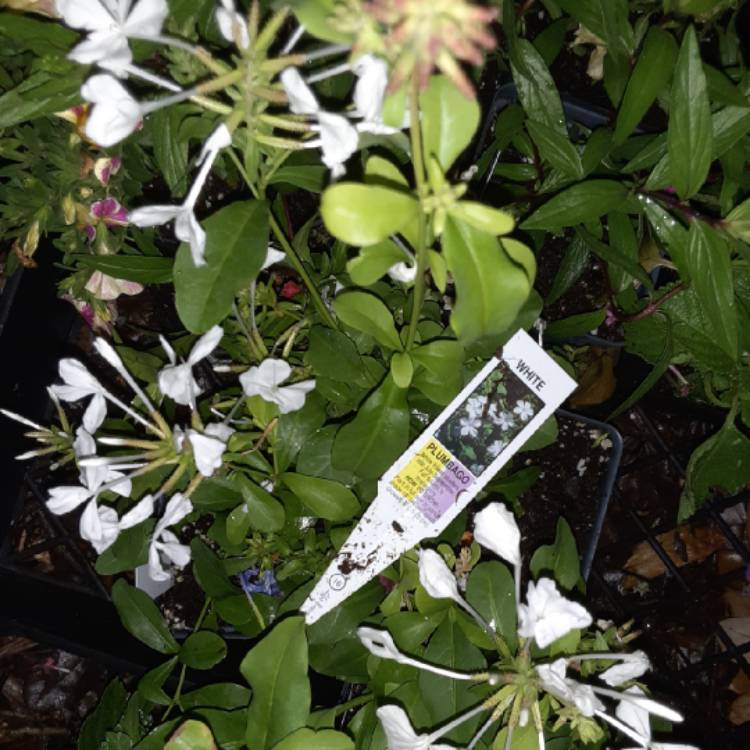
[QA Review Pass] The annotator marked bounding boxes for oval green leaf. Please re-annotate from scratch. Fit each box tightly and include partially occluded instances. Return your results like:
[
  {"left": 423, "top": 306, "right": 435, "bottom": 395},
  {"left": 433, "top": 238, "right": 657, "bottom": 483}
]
[
  {"left": 281, "top": 472, "right": 360, "bottom": 521},
  {"left": 180, "top": 631, "right": 228, "bottom": 670},
  {"left": 111, "top": 579, "right": 179, "bottom": 655},
  {"left": 333, "top": 290, "right": 402, "bottom": 350}
]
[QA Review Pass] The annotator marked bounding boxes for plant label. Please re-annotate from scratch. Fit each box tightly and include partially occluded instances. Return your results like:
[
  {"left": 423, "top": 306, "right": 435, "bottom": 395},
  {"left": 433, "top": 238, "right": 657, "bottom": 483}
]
[{"left": 301, "top": 329, "right": 577, "bottom": 624}]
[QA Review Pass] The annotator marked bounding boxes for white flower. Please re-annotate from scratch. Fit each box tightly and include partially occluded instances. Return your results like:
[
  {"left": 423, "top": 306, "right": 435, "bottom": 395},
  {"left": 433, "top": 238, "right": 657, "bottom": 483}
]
[
  {"left": 50, "top": 359, "right": 107, "bottom": 434},
  {"left": 187, "top": 422, "right": 234, "bottom": 477},
  {"left": 239, "top": 359, "right": 315, "bottom": 414},
  {"left": 387, "top": 262, "right": 417, "bottom": 284},
  {"left": 130, "top": 124, "right": 233, "bottom": 265},
  {"left": 536, "top": 659, "right": 604, "bottom": 717},
  {"left": 376, "top": 706, "right": 454, "bottom": 750},
  {"left": 465, "top": 395, "right": 487, "bottom": 419},
  {"left": 157, "top": 325, "right": 224, "bottom": 407},
  {"left": 85, "top": 271, "right": 143, "bottom": 301},
  {"left": 352, "top": 54, "right": 389, "bottom": 124},
  {"left": 280, "top": 68, "right": 359, "bottom": 177},
  {"left": 489, "top": 405, "right": 515, "bottom": 430},
  {"left": 81, "top": 74, "right": 143, "bottom": 147},
  {"left": 262, "top": 245, "right": 286, "bottom": 270},
  {"left": 47, "top": 485, "right": 92, "bottom": 515},
  {"left": 458, "top": 416, "right": 480, "bottom": 437},
  {"left": 57, "top": 0, "right": 168, "bottom": 73},
  {"left": 216, "top": 0, "right": 249, "bottom": 49},
  {"left": 518, "top": 578, "right": 592, "bottom": 648},
  {"left": 600, "top": 651, "right": 651, "bottom": 687},
  {"left": 615, "top": 687, "right": 697, "bottom": 750},
  {"left": 418, "top": 548, "right": 461, "bottom": 604},
  {"left": 74, "top": 427, "right": 132, "bottom": 497},
  {"left": 513, "top": 400, "right": 534, "bottom": 422},
  {"left": 148, "top": 493, "right": 193, "bottom": 582},
  {"left": 473, "top": 502, "right": 521, "bottom": 567},
  {"left": 80, "top": 493, "right": 154, "bottom": 554},
  {"left": 488, "top": 439, "right": 507, "bottom": 457},
  {"left": 357, "top": 626, "right": 406, "bottom": 663}
]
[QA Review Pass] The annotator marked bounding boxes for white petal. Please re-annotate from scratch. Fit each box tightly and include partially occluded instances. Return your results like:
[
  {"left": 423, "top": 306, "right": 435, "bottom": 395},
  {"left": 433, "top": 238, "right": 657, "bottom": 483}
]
[
  {"left": 261, "top": 245, "right": 286, "bottom": 270},
  {"left": 158, "top": 363, "right": 200, "bottom": 406},
  {"left": 47, "top": 486, "right": 91, "bottom": 515},
  {"left": 159, "top": 334, "right": 178, "bottom": 365},
  {"left": 615, "top": 687, "right": 651, "bottom": 740},
  {"left": 357, "top": 626, "right": 405, "bottom": 663},
  {"left": 155, "top": 492, "right": 193, "bottom": 536},
  {"left": 83, "top": 393, "right": 108, "bottom": 434},
  {"left": 129, "top": 204, "right": 181, "bottom": 227},
  {"left": 352, "top": 54, "right": 388, "bottom": 122},
  {"left": 187, "top": 430, "right": 227, "bottom": 477},
  {"left": 274, "top": 380, "right": 316, "bottom": 414},
  {"left": 240, "top": 358, "right": 291, "bottom": 396},
  {"left": 104, "top": 468, "right": 133, "bottom": 497},
  {"left": 174, "top": 209, "right": 206, "bottom": 266},
  {"left": 123, "top": 0, "right": 168, "bottom": 36},
  {"left": 82, "top": 74, "right": 142, "bottom": 147},
  {"left": 317, "top": 111, "right": 358, "bottom": 175},
  {"left": 280, "top": 67, "right": 319, "bottom": 115},
  {"left": 188, "top": 325, "right": 224, "bottom": 364},
  {"left": 199, "top": 123, "right": 233, "bottom": 161},
  {"left": 387, "top": 262, "right": 417, "bottom": 284},
  {"left": 418, "top": 548, "right": 461, "bottom": 604},
  {"left": 57, "top": 0, "right": 116, "bottom": 31},
  {"left": 473, "top": 502, "right": 521, "bottom": 567},
  {"left": 204, "top": 422, "right": 235, "bottom": 441},
  {"left": 80, "top": 498, "right": 122, "bottom": 554},
  {"left": 216, "top": 7, "right": 250, "bottom": 49},
  {"left": 158, "top": 536, "right": 192, "bottom": 568},
  {"left": 148, "top": 540, "right": 171, "bottom": 581},
  {"left": 68, "top": 30, "right": 131, "bottom": 68},
  {"left": 58, "top": 358, "right": 102, "bottom": 396},
  {"left": 119, "top": 494, "right": 155, "bottom": 529},
  {"left": 376, "top": 706, "right": 423, "bottom": 750},
  {"left": 518, "top": 578, "right": 592, "bottom": 648},
  {"left": 600, "top": 651, "right": 651, "bottom": 687}
]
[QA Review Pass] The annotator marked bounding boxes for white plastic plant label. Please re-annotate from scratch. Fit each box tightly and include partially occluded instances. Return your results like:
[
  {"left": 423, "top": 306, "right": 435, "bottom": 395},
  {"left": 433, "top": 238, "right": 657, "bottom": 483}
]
[{"left": 301, "top": 329, "right": 577, "bottom": 624}]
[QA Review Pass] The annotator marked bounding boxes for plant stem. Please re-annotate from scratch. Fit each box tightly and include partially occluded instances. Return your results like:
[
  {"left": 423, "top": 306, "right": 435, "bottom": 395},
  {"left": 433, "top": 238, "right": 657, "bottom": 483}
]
[
  {"left": 618, "top": 282, "right": 688, "bottom": 322},
  {"left": 405, "top": 81, "right": 428, "bottom": 351}
]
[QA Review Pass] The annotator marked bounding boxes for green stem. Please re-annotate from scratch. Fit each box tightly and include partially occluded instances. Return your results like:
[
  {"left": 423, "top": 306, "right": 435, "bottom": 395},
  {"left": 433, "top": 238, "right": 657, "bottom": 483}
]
[{"left": 405, "top": 82, "right": 428, "bottom": 351}]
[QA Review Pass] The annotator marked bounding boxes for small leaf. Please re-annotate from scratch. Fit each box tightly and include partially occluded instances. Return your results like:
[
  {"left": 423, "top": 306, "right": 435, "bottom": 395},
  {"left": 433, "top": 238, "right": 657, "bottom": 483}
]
[
  {"left": 427, "top": 249, "right": 448, "bottom": 292},
  {"left": 321, "top": 184, "right": 418, "bottom": 247},
  {"left": 281, "top": 473, "right": 360, "bottom": 521},
  {"left": 527, "top": 119, "right": 584, "bottom": 178},
  {"left": 271, "top": 728, "right": 354, "bottom": 750},
  {"left": 180, "top": 631, "right": 227, "bottom": 670},
  {"left": 419, "top": 76, "right": 480, "bottom": 170},
  {"left": 138, "top": 657, "right": 178, "bottom": 706},
  {"left": 190, "top": 539, "right": 239, "bottom": 600},
  {"left": 465, "top": 562, "right": 517, "bottom": 650},
  {"left": 305, "top": 327, "right": 367, "bottom": 383},
  {"left": 346, "top": 240, "right": 404, "bottom": 286},
  {"left": 241, "top": 617, "right": 311, "bottom": 750},
  {"left": 111, "top": 580, "right": 179, "bottom": 655},
  {"left": 95, "top": 519, "right": 154, "bottom": 575},
  {"left": 333, "top": 291, "right": 402, "bottom": 350},
  {"left": 448, "top": 201, "right": 515, "bottom": 236},
  {"left": 521, "top": 180, "right": 629, "bottom": 230},
  {"left": 73, "top": 255, "right": 173, "bottom": 284},
  {"left": 667, "top": 26, "right": 713, "bottom": 199},
  {"left": 78, "top": 678, "right": 128, "bottom": 750},
  {"left": 174, "top": 201, "right": 269, "bottom": 333},
  {"left": 529, "top": 518, "right": 581, "bottom": 590},
  {"left": 165, "top": 720, "right": 217, "bottom": 750}
]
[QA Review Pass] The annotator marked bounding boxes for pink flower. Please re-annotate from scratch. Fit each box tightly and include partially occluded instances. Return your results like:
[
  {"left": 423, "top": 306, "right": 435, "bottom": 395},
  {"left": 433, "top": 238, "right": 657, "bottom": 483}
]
[
  {"left": 90, "top": 198, "right": 128, "bottom": 225},
  {"left": 85, "top": 271, "right": 143, "bottom": 301},
  {"left": 94, "top": 156, "right": 122, "bottom": 186}
]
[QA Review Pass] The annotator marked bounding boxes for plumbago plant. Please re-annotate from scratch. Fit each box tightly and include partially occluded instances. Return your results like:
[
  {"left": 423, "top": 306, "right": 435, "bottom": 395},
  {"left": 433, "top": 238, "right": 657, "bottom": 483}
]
[{"left": 0, "top": 0, "right": 744, "bottom": 748}]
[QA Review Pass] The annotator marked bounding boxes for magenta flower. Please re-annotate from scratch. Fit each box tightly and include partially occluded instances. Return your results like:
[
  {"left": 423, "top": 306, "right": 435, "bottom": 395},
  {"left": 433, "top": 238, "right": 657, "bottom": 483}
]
[{"left": 90, "top": 198, "right": 129, "bottom": 225}]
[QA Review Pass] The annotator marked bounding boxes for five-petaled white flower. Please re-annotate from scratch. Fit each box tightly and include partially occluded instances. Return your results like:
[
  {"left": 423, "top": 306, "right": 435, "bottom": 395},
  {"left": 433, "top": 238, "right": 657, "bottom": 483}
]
[
  {"left": 517, "top": 577, "right": 592, "bottom": 648},
  {"left": 280, "top": 68, "right": 358, "bottom": 178},
  {"left": 157, "top": 325, "right": 224, "bottom": 407},
  {"left": 465, "top": 395, "right": 487, "bottom": 420},
  {"left": 57, "top": 0, "right": 168, "bottom": 74},
  {"left": 148, "top": 493, "right": 193, "bottom": 581},
  {"left": 489, "top": 404, "right": 515, "bottom": 430},
  {"left": 129, "top": 124, "right": 233, "bottom": 265},
  {"left": 239, "top": 358, "right": 315, "bottom": 414},
  {"left": 513, "top": 400, "right": 535, "bottom": 421},
  {"left": 216, "top": 0, "right": 250, "bottom": 49},
  {"left": 473, "top": 502, "right": 521, "bottom": 567},
  {"left": 458, "top": 416, "right": 481, "bottom": 437},
  {"left": 50, "top": 359, "right": 108, "bottom": 434},
  {"left": 488, "top": 438, "right": 507, "bottom": 457},
  {"left": 81, "top": 493, "right": 154, "bottom": 554},
  {"left": 81, "top": 74, "right": 143, "bottom": 147},
  {"left": 537, "top": 659, "right": 604, "bottom": 717}
]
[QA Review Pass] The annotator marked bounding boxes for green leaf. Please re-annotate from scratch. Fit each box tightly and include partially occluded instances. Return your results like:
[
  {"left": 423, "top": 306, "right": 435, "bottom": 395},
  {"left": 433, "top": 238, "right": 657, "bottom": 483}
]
[
  {"left": 274, "top": 394, "right": 327, "bottom": 472},
  {"left": 347, "top": 241, "right": 407, "bottom": 286},
  {"left": 190, "top": 539, "right": 239, "bottom": 599},
  {"left": 321, "top": 184, "right": 418, "bottom": 247},
  {"left": 72, "top": 255, "right": 173, "bottom": 284},
  {"left": 419, "top": 616, "right": 486, "bottom": 743},
  {"left": 165, "top": 720, "right": 217, "bottom": 750},
  {"left": 111, "top": 580, "right": 179, "bottom": 655},
  {"left": 390, "top": 351, "right": 413, "bottom": 388},
  {"left": 556, "top": 0, "right": 634, "bottom": 57},
  {"left": 546, "top": 235, "right": 590, "bottom": 304},
  {"left": 333, "top": 291, "right": 402, "bottom": 350},
  {"left": 521, "top": 180, "right": 629, "bottom": 230},
  {"left": 448, "top": 201, "right": 515, "bottom": 236},
  {"left": 190, "top": 478, "right": 244, "bottom": 512},
  {"left": 181, "top": 684, "right": 252, "bottom": 711},
  {"left": 174, "top": 201, "right": 269, "bottom": 333},
  {"left": 465, "top": 562, "right": 517, "bottom": 650},
  {"left": 529, "top": 518, "right": 580, "bottom": 590},
  {"left": 305, "top": 327, "right": 367, "bottom": 382},
  {"left": 332, "top": 375, "right": 409, "bottom": 479},
  {"left": 138, "top": 657, "right": 178, "bottom": 706},
  {"left": 0, "top": 13, "right": 77, "bottom": 54},
  {"left": 96, "top": 519, "right": 154, "bottom": 575},
  {"left": 281, "top": 473, "right": 360, "bottom": 521},
  {"left": 578, "top": 228, "right": 653, "bottom": 290},
  {"left": 545, "top": 310, "right": 607, "bottom": 339},
  {"left": 241, "top": 617, "right": 311, "bottom": 750},
  {"left": 180, "top": 631, "right": 228, "bottom": 670},
  {"left": 510, "top": 39, "right": 566, "bottom": 136},
  {"left": 527, "top": 119, "right": 583, "bottom": 178},
  {"left": 419, "top": 75, "right": 480, "bottom": 171},
  {"left": 685, "top": 221, "right": 738, "bottom": 359},
  {"left": 229, "top": 475, "right": 285, "bottom": 535},
  {"left": 268, "top": 164, "right": 326, "bottom": 192},
  {"left": 442, "top": 219, "right": 534, "bottom": 346},
  {"left": 411, "top": 339, "right": 464, "bottom": 404},
  {"left": 78, "top": 678, "right": 128, "bottom": 750},
  {"left": 614, "top": 27, "right": 678, "bottom": 144},
  {"left": 724, "top": 197, "right": 750, "bottom": 242},
  {"left": 287, "top": 0, "right": 351, "bottom": 43},
  {"left": 272, "top": 729, "right": 354, "bottom": 750},
  {"left": 147, "top": 108, "right": 188, "bottom": 196},
  {"left": 667, "top": 26, "right": 713, "bottom": 199}
]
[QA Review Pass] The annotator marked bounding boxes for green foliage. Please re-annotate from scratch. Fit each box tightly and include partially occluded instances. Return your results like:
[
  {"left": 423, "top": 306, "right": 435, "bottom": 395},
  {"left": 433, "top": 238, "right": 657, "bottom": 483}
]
[{"left": 111, "top": 580, "right": 180, "bottom": 655}]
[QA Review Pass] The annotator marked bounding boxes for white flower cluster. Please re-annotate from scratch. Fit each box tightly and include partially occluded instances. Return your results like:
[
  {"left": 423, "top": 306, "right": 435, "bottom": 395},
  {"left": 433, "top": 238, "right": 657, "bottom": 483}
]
[
  {"left": 3, "top": 321, "right": 315, "bottom": 579},
  {"left": 358, "top": 502, "right": 699, "bottom": 750}
]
